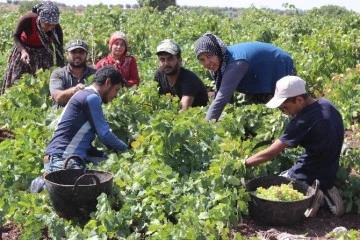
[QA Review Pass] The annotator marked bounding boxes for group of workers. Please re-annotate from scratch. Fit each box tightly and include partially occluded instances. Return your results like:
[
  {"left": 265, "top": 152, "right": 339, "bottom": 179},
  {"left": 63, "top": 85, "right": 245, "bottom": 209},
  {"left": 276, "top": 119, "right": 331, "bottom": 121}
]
[{"left": 2, "top": 1, "right": 345, "bottom": 217}]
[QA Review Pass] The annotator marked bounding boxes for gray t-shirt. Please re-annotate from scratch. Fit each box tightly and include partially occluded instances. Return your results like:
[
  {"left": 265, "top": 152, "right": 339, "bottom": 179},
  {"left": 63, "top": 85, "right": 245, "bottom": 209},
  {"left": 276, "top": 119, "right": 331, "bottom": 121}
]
[{"left": 49, "top": 65, "right": 96, "bottom": 109}]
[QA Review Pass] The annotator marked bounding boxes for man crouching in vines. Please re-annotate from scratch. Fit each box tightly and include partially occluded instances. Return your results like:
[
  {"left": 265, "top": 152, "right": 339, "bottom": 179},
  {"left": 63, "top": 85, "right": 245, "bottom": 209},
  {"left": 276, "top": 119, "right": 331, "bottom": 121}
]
[
  {"left": 245, "top": 76, "right": 345, "bottom": 217},
  {"left": 30, "top": 66, "right": 128, "bottom": 192},
  {"left": 154, "top": 39, "right": 208, "bottom": 112}
]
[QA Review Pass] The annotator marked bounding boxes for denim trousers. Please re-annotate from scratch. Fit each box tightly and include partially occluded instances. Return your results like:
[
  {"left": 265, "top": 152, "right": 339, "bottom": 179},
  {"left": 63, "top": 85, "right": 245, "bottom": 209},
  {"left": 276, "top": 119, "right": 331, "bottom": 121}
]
[{"left": 44, "top": 154, "right": 84, "bottom": 173}]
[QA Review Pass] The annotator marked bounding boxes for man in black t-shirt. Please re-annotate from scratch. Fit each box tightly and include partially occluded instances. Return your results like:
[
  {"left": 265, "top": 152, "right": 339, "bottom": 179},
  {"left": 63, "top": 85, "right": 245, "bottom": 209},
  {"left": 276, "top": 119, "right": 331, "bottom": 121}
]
[{"left": 154, "top": 39, "right": 208, "bottom": 112}]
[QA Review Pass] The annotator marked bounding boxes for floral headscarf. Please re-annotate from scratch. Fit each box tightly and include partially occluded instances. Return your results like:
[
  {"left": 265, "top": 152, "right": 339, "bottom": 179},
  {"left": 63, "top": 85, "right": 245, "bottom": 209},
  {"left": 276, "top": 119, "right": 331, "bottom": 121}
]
[
  {"left": 33, "top": 1, "right": 60, "bottom": 24},
  {"left": 32, "top": 1, "right": 63, "bottom": 64},
  {"left": 194, "top": 33, "right": 228, "bottom": 91}
]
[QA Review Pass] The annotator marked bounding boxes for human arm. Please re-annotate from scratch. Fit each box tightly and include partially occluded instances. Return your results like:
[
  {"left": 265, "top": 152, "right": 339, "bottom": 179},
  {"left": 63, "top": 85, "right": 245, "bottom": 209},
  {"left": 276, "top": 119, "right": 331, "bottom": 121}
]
[
  {"left": 179, "top": 95, "right": 194, "bottom": 112},
  {"left": 178, "top": 69, "right": 208, "bottom": 111},
  {"left": 245, "top": 139, "right": 288, "bottom": 167},
  {"left": 205, "top": 60, "right": 249, "bottom": 121},
  {"left": 53, "top": 84, "right": 85, "bottom": 107},
  {"left": 13, "top": 13, "right": 34, "bottom": 63},
  {"left": 49, "top": 70, "right": 85, "bottom": 107},
  {"left": 85, "top": 94, "right": 128, "bottom": 152},
  {"left": 126, "top": 56, "right": 140, "bottom": 87}
]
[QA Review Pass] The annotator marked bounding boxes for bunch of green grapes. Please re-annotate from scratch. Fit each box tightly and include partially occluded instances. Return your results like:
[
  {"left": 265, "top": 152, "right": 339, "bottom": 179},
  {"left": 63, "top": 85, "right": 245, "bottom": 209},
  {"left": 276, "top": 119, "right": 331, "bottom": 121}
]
[{"left": 255, "top": 183, "right": 306, "bottom": 201}]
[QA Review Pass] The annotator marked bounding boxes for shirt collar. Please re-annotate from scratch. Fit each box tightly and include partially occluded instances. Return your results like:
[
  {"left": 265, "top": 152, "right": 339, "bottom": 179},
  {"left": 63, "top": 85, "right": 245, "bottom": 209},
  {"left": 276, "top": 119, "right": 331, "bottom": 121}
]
[{"left": 86, "top": 85, "right": 98, "bottom": 94}]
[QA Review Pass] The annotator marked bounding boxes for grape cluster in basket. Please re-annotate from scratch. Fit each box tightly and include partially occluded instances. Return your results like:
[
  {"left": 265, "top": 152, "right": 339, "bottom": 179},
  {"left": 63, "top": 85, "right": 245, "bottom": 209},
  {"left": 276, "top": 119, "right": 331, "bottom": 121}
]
[{"left": 255, "top": 183, "right": 307, "bottom": 201}]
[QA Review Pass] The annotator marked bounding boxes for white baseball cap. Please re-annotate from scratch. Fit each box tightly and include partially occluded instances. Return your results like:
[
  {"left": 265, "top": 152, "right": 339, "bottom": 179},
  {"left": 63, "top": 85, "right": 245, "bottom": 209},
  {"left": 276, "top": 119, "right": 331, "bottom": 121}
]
[
  {"left": 266, "top": 76, "right": 307, "bottom": 108},
  {"left": 156, "top": 39, "right": 181, "bottom": 55}
]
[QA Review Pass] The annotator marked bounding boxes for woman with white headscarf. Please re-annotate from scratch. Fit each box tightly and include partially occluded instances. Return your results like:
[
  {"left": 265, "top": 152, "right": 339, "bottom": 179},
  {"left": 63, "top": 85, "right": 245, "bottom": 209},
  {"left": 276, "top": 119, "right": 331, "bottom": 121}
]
[
  {"left": 194, "top": 33, "right": 296, "bottom": 121},
  {"left": 2, "top": 1, "right": 64, "bottom": 94}
]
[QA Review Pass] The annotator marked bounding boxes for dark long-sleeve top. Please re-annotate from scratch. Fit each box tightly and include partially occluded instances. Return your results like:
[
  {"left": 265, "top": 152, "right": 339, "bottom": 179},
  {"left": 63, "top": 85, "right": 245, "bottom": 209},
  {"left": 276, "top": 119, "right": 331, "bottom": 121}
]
[
  {"left": 13, "top": 12, "right": 64, "bottom": 66},
  {"left": 206, "top": 42, "right": 295, "bottom": 120}
]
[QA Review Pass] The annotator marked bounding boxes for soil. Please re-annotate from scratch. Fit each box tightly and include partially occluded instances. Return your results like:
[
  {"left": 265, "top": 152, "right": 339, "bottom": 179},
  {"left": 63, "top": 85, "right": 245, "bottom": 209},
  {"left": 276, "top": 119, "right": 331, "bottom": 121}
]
[
  {"left": 344, "top": 130, "right": 360, "bottom": 149},
  {"left": 236, "top": 208, "right": 360, "bottom": 239},
  {"left": 0, "top": 129, "right": 15, "bottom": 143}
]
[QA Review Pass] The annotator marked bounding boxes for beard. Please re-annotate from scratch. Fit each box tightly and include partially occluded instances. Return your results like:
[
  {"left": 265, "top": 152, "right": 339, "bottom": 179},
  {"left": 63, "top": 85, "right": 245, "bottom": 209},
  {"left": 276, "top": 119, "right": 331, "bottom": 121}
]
[
  {"left": 163, "top": 67, "right": 179, "bottom": 76},
  {"left": 162, "top": 63, "right": 180, "bottom": 76},
  {"left": 68, "top": 58, "right": 86, "bottom": 68}
]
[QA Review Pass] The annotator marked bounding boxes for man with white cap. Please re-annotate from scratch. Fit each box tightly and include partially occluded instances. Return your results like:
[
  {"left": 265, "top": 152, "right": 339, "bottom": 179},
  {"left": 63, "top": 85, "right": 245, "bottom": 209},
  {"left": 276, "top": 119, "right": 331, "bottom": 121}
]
[
  {"left": 154, "top": 39, "right": 208, "bottom": 112},
  {"left": 245, "top": 76, "right": 345, "bottom": 217},
  {"left": 50, "top": 39, "right": 96, "bottom": 109}
]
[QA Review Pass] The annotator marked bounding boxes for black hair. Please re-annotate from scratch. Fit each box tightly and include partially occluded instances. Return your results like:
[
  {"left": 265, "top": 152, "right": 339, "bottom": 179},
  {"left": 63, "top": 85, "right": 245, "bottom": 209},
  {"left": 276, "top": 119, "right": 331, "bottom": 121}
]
[
  {"left": 94, "top": 65, "right": 126, "bottom": 87},
  {"left": 284, "top": 93, "right": 309, "bottom": 103},
  {"left": 157, "top": 51, "right": 181, "bottom": 59}
]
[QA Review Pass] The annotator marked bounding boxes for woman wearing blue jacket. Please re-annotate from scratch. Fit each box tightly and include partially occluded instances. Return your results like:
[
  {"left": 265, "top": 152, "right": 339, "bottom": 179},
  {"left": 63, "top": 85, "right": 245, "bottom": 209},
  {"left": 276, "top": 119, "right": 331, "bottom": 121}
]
[{"left": 194, "top": 33, "right": 296, "bottom": 121}]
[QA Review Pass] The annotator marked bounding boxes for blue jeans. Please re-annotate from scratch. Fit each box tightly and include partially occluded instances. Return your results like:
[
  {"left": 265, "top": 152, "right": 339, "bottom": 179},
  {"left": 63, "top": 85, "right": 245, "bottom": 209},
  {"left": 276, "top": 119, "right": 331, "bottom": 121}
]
[{"left": 44, "top": 154, "right": 84, "bottom": 173}]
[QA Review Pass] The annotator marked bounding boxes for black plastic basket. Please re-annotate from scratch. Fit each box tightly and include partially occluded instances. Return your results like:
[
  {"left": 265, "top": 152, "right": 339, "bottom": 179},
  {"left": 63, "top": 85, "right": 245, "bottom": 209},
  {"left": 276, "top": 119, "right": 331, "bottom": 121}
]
[
  {"left": 44, "top": 155, "right": 113, "bottom": 219},
  {"left": 246, "top": 175, "right": 315, "bottom": 225}
]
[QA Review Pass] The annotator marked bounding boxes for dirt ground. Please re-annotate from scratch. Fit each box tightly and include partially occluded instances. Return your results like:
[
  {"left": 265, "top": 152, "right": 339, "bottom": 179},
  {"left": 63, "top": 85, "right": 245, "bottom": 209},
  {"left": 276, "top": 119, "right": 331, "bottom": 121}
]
[
  {"left": 236, "top": 208, "right": 360, "bottom": 239},
  {"left": 0, "top": 129, "right": 15, "bottom": 142}
]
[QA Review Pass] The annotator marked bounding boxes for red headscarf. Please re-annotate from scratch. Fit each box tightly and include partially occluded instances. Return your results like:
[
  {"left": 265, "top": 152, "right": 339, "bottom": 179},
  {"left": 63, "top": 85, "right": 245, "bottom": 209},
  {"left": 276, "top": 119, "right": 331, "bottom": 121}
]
[{"left": 108, "top": 31, "right": 128, "bottom": 52}]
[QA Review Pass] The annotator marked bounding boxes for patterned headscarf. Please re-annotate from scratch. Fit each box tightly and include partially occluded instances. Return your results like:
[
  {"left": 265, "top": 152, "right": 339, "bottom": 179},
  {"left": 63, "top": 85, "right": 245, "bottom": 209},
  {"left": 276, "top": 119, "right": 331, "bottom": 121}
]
[
  {"left": 33, "top": 2, "right": 63, "bottom": 64},
  {"left": 32, "top": 1, "right": 60, "bottom": 24},
  {"left": 194, "top": 33, "right": 228, "bottom": 91}
]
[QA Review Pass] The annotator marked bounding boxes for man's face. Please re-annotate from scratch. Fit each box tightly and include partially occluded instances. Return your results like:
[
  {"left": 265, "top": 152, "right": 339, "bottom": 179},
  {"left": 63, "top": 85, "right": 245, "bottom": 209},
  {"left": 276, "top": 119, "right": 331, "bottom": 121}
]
[
  {"left": 278, "top": 97, "right": 303, "bottom": 118},
  {"left": 67, "top": 48, "right": 88, "bottom": 68},
  {"left": 157, "top": 53, "right": 181, "bottom": 76},
  {"left": 102, "top": 82, "right": 122, "bottom": 104}
]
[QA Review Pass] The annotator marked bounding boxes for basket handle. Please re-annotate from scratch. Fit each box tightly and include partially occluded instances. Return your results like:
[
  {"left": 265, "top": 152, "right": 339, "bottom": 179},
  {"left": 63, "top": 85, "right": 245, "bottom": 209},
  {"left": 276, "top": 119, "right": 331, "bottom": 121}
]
[
  {"left": 63, "top": 154, "right": 87, "bottom": 170},
  {"left": 73, "top": 174, "right": 100, "bottom": 195},
  {"left": 304, "top": 179, "right": 321, "bottom": 217}
]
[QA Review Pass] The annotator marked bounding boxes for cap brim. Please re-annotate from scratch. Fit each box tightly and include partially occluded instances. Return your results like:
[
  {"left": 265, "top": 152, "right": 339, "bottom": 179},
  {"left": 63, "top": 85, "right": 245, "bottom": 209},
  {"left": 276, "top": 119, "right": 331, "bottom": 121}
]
[
  {"left": 67, "top": 46, "right": 88, "bottom": 52},
  {"left": 266, "top": 96, "right": 287, "bottom": 108},
  {"left": 156, "top": 49, "right": 177, "bottom": 55}
]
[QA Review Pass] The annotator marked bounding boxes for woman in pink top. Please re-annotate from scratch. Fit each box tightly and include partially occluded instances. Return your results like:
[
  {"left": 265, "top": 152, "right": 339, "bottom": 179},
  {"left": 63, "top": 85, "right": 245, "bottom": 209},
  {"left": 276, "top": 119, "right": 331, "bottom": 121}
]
[{"left": 95, "top": 31, "right": 140, "bottom": 87}]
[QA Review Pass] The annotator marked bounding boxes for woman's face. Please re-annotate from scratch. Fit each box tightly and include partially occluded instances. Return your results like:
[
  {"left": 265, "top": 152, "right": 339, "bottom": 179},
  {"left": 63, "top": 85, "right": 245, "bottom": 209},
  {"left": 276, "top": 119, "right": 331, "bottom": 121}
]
[
  {"left": 110, "top": 39, "right": 126, "bottom": 59},
  {"left": 197, "top": 52, "right": 220, "bottom": 72},
  {"left": 40, "top": 22, "right": 56, "bottom": 32}
]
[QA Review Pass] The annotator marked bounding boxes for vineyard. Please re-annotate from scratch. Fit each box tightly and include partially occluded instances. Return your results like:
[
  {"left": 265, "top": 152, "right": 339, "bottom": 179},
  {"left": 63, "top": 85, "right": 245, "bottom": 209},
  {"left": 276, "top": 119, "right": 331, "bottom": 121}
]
[{"left": 0, "top": 3, "right": 359, "bottom": 239}]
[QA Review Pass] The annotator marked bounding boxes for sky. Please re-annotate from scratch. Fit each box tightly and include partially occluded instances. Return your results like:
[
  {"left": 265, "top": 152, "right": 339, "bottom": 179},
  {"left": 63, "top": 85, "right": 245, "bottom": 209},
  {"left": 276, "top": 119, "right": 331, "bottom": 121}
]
[
  {"left": 0, "top": 0, "right": 357, "bottom": 13},
  {"left": 45, "top": 0, "right": 359, "bottom": 13}
]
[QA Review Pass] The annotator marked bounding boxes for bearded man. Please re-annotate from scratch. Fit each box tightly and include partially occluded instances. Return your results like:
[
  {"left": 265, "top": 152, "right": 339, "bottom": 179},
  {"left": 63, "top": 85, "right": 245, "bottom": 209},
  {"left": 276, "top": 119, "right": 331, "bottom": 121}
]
[
  {"left": 49, "top": 39, "right": 96, "bottom": 109},
  {"left": 154, "top": 39, "right": 208, "bottom": 112}
]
